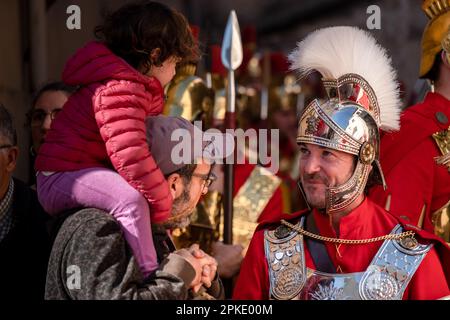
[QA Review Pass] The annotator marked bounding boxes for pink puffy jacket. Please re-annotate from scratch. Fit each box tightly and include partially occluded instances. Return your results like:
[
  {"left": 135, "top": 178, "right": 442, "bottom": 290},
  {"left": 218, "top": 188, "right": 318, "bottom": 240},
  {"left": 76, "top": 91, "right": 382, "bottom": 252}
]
[{"left": 35, "top": 41, "right": 172, "bottom": 222}]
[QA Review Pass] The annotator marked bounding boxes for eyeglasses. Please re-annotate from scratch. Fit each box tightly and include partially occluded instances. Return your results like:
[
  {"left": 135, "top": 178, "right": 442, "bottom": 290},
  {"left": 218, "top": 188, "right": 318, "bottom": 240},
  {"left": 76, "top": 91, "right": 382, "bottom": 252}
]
[
  {"left": 192, "top": 171, "right": 217, "bottom": 189},
  {"left": 30, "top": 108, "right": 62, "bottom": 126}
]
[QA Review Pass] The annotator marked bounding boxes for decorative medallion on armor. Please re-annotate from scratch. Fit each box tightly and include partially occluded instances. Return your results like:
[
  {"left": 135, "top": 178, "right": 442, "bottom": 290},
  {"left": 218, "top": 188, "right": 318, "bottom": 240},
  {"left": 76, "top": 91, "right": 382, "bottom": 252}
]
[
  {"left": 432, "top": 126, "right": 450, "bottom": 172},
  {"left": 231, "top": 166, "right": 281, "bottom": 249},
  {"left": 264, "top": 218, "right": 433, "bottom": 300},
  {"left": 359, "top": 225, "right": 432, "bottom": 300},
  {"left": 289, "top": 26, "right": 401, "bottom": 214}
]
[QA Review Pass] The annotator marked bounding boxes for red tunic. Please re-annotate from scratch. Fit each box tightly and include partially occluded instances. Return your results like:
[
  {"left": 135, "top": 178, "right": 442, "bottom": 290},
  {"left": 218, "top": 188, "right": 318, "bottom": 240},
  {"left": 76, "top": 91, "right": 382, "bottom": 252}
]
[
  {"left": 233, "top": 197, "right": 450, "bottom": 300},
  {"left": 369, "top": 92, "right": 450, "bottom": 233}
]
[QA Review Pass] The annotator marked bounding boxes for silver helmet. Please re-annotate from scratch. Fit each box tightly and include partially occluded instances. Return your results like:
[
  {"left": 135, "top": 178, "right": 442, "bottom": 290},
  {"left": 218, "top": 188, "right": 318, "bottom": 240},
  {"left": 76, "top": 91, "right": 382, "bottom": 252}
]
[{"left": 289, "top": 26, "right": 402, "bottom": 214}]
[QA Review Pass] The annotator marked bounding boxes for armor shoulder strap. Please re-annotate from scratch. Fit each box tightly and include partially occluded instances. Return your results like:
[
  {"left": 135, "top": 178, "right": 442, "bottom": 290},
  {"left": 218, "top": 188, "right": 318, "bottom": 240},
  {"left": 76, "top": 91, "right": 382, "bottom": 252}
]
[
  {"left": 264, "top": 217, "right": 306, "bottom": 300},
  {"left": 359, "top": 224, "right": 433, "bottom": 300},
  {"left": 304, "top": 213, "right": 336, "bottom": 273}
]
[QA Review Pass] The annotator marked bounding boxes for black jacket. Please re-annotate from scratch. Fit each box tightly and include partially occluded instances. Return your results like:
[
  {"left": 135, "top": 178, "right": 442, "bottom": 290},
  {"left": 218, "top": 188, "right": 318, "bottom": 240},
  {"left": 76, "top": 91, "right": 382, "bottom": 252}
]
[{"left": 0, "top": 178, "right": 51, "bottom": 300}]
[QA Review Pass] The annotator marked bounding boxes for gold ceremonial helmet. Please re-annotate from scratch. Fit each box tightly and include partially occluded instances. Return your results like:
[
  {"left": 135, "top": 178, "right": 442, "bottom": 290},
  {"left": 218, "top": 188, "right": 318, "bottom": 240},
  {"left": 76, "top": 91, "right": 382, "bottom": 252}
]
[
  {"left": 164, "top": 63, "right": 215, "bottom": 127},
  {"left": 266, "top": 52, "right": 302, "bottom": 114},
  {"left": 269, "top": 74, "right": 301, "bottom": 114},
  {"left": 420, "top": 0, "right": 450, "bottom": 78}
]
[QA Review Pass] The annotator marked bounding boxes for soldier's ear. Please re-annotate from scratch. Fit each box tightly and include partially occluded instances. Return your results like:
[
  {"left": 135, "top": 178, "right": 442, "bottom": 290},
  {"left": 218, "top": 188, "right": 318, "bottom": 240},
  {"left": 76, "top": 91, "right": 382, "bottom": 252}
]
[
  {"left": 166, "top": 173, "right": 184, "bottom": 200},
  {"left": 441, "top": 50, "right": 450, "bottom": 69}
]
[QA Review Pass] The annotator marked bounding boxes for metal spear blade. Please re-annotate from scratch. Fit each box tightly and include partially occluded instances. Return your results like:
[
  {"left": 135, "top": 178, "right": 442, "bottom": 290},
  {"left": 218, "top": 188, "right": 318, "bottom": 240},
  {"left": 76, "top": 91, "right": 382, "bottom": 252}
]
[{"left": 221, "top": 10, "right": 243, "bottom": 71}]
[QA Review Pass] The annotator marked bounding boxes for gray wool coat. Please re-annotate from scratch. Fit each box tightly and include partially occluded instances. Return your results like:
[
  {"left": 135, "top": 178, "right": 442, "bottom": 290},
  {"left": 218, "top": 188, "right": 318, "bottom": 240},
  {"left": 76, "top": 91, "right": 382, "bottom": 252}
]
[{"left": 45, "top": 208, "right": 223, "bottom": 300}]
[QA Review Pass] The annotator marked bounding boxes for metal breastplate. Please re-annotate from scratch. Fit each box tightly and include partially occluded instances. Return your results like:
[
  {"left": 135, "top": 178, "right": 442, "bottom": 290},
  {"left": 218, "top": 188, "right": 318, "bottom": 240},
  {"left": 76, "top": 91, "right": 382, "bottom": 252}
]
[{"left": 264, "top": 217, "right": 433, "bottom": 300}]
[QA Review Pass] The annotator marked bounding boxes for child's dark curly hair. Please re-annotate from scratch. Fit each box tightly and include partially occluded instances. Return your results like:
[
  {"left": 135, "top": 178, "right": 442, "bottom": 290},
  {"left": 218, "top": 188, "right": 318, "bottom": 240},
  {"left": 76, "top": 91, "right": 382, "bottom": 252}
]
[{"left": 95, "top": 1, "right": 200, "bottom": 74}]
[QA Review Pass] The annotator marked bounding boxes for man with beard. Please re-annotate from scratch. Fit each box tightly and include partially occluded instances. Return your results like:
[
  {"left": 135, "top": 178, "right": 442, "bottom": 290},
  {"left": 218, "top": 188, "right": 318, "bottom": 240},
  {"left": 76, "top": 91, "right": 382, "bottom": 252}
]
[
  {"left": 45, "top": 115, "right": 231, "bottom": 299},
  {"left": 233, "top": 26, "right": 450, "bottom": 300}
]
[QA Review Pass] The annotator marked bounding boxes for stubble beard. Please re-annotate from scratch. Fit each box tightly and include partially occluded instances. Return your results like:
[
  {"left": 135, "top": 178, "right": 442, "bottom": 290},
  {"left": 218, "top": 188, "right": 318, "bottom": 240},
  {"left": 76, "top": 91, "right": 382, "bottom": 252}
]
[
  {"left": 163, "top": 188, "right": 193, "bottom": 229},
  {"left": 302, "top": 172, "right": 330, "bottom": 210}
]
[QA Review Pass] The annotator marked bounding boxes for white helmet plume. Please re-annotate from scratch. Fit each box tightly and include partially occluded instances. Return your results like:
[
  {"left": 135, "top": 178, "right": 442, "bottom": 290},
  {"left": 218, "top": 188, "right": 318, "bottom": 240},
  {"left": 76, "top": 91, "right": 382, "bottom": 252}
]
[{"left": 288, "top": 26, "right": 401, "bottom": 131}]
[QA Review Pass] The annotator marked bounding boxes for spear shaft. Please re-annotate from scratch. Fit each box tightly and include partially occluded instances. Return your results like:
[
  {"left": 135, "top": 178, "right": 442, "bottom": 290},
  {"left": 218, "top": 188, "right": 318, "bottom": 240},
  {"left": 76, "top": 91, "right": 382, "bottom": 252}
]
[{"left": 221, "top": 10, "right": 242, "bottom": 244}]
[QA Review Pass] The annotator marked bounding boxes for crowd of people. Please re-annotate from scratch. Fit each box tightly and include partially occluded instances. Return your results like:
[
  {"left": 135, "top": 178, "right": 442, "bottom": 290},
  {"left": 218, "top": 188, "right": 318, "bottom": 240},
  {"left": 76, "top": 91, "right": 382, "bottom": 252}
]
[{"left": 0, "top": 0, "right": 449, "bottom": 300}]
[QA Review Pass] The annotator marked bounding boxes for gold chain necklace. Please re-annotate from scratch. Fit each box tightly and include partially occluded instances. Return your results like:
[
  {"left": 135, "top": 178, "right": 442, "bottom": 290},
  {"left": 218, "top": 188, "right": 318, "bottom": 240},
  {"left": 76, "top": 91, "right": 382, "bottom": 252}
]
[{"left": 281, "top": 219, "right": 416, "bottom": 245}]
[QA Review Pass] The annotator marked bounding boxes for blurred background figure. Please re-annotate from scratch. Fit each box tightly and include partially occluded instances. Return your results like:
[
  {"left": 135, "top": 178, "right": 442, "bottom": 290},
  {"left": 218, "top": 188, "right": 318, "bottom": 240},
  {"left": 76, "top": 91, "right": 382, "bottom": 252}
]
[
  {"left": 29, "top": 82, "right": 76, "bottom": 155},
  {"left": 27, "top": 82, "right": 76, "bottom": 186}
]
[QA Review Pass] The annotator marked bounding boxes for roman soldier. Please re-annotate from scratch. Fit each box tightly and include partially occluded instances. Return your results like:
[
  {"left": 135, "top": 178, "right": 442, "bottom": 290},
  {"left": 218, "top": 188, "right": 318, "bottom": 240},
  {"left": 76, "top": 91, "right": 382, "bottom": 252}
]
[
  {"left": 233, "top": 26, "right": 450, "bottom": 300},
  {"left": 369, "top": 0, "right": 450, "bottom": 244}
]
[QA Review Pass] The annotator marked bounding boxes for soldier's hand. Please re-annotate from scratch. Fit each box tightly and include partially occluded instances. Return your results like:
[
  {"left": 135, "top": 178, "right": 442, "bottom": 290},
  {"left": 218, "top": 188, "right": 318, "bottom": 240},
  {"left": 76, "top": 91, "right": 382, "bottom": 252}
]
[
  {"left": 188, "top": 244, "right": 218, "bottom": 288},
  {"left": 211, "top": 241, "right": 244, "bottom": 279}
]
